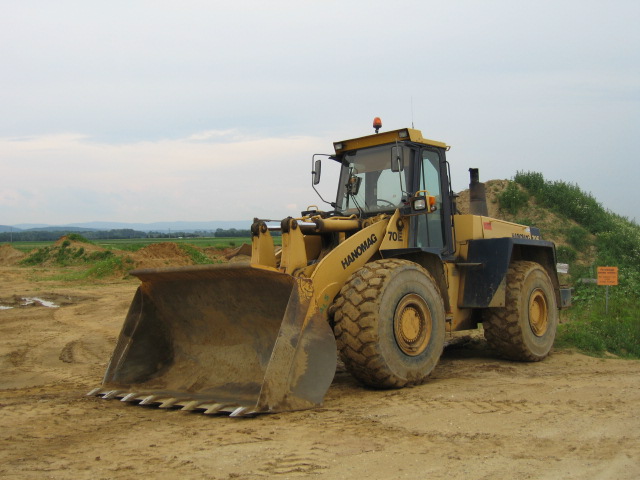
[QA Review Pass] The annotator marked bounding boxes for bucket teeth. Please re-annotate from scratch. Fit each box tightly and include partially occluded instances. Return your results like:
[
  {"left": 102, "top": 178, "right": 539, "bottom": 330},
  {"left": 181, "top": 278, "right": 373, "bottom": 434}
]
[
  {"left": 159, "top": 398, "right": 180, "bottom": 409},
  {"left": 230, "top": 406, "right": 253, "bottom": 417},
  {"left": 102, "top": 390, "right": 122, "bottom": 400},
  {"left": 202, "top": 403, "right": 230, "bottom": 415},
  {"left": 139, "top": 395, "right": 159, "bottom": 406},
  {"left": 180, "top": 400, "right": 201, "bottom": 412},
  {"left": 93, "top": 391, "right": 252, "bottom": 416},
  {"left": 121, "top": 393, "right": 139, "bottom": 402}
]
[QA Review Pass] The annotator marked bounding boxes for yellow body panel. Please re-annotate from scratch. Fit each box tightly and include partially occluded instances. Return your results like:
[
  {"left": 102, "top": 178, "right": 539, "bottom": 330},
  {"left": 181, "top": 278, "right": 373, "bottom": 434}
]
[
  {"left": 442, "top": 262, "right": 473, "bottom": 331},
  {"left": 379, "top": 210, "right": 409, "bottom": 250},
  {"left": 453, "top": 214, "right": 537, "bottom": 258},
  {"left": 279, "top": 219, "right": 309, "bottom": 274}
]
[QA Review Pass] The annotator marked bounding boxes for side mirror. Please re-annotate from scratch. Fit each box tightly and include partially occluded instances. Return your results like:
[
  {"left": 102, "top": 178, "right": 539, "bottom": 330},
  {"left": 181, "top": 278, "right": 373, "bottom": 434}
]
[
  {"left": 312, "top": 159, "right": 322, "bottom": 185},
  {"left": 391, "top": 145, "right": 404, "bottom": 172}
]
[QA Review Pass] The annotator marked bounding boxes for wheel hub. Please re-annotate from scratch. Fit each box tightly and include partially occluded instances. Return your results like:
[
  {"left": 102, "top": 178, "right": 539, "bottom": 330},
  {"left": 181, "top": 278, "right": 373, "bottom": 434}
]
[
  {"left": 393, "top": 294, "right": 432, "bottom": 356},
  {"left": 528, "top": 288, "right": 549, "bottom": 336}
]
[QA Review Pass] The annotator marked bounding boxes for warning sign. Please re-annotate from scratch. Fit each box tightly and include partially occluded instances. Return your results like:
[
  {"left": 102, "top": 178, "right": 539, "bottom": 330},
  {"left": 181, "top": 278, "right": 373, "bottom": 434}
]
[{"left": 597, "top": 267, "right": 618, "bottom": 286}]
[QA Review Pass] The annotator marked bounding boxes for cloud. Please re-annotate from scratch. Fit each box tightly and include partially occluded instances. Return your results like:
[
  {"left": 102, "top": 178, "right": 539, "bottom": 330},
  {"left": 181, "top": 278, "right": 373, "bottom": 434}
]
[
  {"left": 0, "top": 131, "right": 332, "bottom": 223},
  {"left": 1, "top": 1, "right": 638, "bottom": 222}
]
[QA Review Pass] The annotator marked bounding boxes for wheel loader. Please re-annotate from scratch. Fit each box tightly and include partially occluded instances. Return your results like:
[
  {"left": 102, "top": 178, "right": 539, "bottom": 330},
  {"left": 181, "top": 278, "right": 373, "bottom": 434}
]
[{"left": 89, "top": 121, "right": 572, "bottom": 416}]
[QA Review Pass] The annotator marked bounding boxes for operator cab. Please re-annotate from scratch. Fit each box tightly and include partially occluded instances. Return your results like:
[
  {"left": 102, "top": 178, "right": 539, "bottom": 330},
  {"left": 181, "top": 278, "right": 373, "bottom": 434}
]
[{"left": 312, "top": 123, "right": 453, "bottom": 252}]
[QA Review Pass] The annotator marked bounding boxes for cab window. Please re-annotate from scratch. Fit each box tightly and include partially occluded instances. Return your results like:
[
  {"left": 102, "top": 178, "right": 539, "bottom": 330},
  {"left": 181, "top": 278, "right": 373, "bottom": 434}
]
[
  {"left": 415, "top": 150, "right": 445, "bottom": 248},
  {"left": 338, "top": 144, "right": 410, "bottom": 213}
]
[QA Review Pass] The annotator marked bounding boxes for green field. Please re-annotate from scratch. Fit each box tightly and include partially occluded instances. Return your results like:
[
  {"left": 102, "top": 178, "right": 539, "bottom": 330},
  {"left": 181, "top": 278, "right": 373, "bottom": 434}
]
[{"left": 7, "top": 236, "right": 267, "bottom": 253}]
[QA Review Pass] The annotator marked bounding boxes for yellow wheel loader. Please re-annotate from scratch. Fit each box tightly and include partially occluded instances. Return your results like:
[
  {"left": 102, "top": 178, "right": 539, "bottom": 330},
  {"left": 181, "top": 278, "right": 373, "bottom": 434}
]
[{"left": 90, "top": 122, "right": 571, "bottom": 416}]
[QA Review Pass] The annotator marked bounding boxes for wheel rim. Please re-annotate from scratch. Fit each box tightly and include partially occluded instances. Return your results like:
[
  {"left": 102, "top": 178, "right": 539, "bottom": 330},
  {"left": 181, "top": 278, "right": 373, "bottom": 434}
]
[
  {"left": 393, "top": 294, "right": 432, "bottom": 356},
  {"left": 528, "top": 288, "right": 549, "bottom": 337}
]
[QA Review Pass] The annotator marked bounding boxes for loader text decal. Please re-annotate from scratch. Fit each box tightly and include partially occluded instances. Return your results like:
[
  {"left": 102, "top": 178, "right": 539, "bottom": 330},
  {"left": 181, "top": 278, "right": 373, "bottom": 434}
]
[
  {"left": 512, "top": 233, "right": 542, "bottom": 240},
  {"left": 387, "top": 230, "right": 403, "bottom": 242},
  {"left": 341, "top": 234, "right": 378, "bottom": 269}
]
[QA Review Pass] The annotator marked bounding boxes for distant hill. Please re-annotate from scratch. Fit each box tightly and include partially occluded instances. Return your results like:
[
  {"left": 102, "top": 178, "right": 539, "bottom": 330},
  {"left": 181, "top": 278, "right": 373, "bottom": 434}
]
[
  {"left": 8, "top": 220, "right": 252, "bottom": 234},
  {"left": 21, "top": 226, "right": 96, "bottom": 233},
  {"left": 0, "top": 225, "right": 23, "bottom": 233}
]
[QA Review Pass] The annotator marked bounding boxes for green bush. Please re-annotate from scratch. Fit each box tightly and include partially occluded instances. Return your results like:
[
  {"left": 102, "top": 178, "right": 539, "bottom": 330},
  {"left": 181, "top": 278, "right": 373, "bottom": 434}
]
[
  {"left": 66, "top": 233, "right": 93, "bottom": 243},
  {"left": 556, "top": 245, "right": 577, "bottom": 263},
  {"left": 21, "top": 247, "right": 51, "bottom": 265},
  {"left": 85, "top": 256, "right": 134, "bottom": 278},
  {"left": 514, "top": 171, "right": 615, "bottom": 234},
  {"left": 178, "top": 244, "right": 213, "bottom": 265},
  {"left": 566, "top": 226, "right": 590, "bottom": 251},
  {"left": 20, "top": 240, "right": 114, "bottom": 266},
  {"left": 85, "top": 251, "right": 114, "bottom": 262},
  {"left": 514, "top": 171, "right": 545, "bottom": 195},
  {"left": 497, "top": 181, "right": 529, "bottom": 215}
]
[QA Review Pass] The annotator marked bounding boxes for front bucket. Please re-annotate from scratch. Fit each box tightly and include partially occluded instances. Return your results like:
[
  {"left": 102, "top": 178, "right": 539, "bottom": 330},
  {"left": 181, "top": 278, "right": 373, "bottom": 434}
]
[{"left": 90, "top": 264, "right": 337, "bottom": 416}]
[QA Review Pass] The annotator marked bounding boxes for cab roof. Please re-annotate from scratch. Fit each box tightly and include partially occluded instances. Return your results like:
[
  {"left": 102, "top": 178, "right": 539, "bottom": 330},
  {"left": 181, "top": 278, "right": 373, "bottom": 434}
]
[{"left": 333, "top": 128, "right": 449, "bottom": 154}]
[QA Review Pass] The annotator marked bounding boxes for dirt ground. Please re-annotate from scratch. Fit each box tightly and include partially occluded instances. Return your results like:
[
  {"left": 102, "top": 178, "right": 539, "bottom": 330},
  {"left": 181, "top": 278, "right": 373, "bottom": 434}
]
[{"left": 1, "top": 259, "right": 639, "bottom": 480}]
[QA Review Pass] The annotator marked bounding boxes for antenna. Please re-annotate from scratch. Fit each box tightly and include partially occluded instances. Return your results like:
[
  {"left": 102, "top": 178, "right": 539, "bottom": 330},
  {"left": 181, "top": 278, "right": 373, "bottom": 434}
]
[{"left": 411, "top": 96, "right": 414, "bottom": 129}]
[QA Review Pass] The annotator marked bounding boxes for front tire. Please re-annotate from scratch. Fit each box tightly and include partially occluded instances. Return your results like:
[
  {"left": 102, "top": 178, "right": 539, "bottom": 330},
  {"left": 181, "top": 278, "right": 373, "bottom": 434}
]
[
  {"left": 332, "top": 259, "right": 446, "bottom": 388},
  {"left": 483, "top": 261, "right": 558, "bottom": 361}
]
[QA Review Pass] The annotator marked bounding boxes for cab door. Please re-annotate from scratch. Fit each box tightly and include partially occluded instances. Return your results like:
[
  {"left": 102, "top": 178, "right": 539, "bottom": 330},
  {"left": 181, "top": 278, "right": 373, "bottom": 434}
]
[{"left": 412, "top": 148, "right": 446, "bottom": 250}]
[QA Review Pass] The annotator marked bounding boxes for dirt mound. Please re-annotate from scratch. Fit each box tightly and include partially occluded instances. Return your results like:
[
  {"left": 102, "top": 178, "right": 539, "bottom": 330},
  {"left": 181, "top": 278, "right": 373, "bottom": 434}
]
[
  {"left": 0, "top": 244, "right": 26, "bottom": 266},
  {"left": 130, "top": 242, "right": 194, "bottom": 268},
  {"left": 455, "top": 179, "right": 596, "bottom": 268},
  {"left": 456, "top": 179, "right": 510, "bottom": 217},
  {"left": 54, "top": 235, "right": 105, "bottom": 254}
]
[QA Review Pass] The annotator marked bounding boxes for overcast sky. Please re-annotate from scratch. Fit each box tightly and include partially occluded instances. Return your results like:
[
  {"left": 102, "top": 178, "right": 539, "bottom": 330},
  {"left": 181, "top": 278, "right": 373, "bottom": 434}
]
[{"left": 1, "top": 1, "right": 638, "bottom": 225}]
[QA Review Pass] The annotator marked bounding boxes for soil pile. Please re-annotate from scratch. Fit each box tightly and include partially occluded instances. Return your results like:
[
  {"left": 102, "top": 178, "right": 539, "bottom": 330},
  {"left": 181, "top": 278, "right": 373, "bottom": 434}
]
[
  {"left": 0, "top": 244, "right": 25, "bottom": 266},
  {"left": 54, "top": 235, "right": 106, "bottom": 254},
  {"left": 456, "top": 179, "right": 509, "bottom": 217},
  {"left": 456, "top": 179, "right": 596, "bottom": 267},
  {"left": 130, "top": 242, "right": 194, "bottom": 268}
]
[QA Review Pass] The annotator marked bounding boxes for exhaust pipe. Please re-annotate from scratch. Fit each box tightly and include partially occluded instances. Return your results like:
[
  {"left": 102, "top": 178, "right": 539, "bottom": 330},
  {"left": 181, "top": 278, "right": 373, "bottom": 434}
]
[{"left": 469, "top": 168, "right": 488, "bottom": 216}]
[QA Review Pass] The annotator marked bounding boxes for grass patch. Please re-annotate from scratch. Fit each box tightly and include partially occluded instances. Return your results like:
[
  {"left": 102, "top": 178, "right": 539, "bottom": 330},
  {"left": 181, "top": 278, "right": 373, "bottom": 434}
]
[
  {"left": 556, "top": 245, "right": 577, "bottom": 263},
  {"left": 85, "top": 256, "right": 135, "bottom": 278},
  {"left": 21, "top": 243, "right": 116, "bottom": 267},
  {"left": 43, "top": 256, "right": 135, "bottom": 281},
  {"left": 178, "top": 244, "right": 218, "bottom": 265},
  {"left": 10, "top": 236, "right": 275, "bottom": 253},
  {"left": 557, "top": 302, "right": 640, "bottom": 358},
  {"left": 512, "top": 171, "right": 640, "bottom": 359},
  {"left": 555, "top": 279, "right": 640, "bottom": 358}
]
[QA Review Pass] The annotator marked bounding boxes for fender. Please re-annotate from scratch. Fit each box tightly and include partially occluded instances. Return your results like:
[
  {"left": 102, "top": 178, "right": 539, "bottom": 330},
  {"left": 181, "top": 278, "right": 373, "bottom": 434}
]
[{"left": 458, "top": 237, "right": 559, "bottom": 308}]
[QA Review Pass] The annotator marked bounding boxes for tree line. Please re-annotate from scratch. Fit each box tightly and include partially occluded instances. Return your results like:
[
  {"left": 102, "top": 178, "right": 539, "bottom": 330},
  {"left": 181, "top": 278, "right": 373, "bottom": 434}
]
[{"left": 1, "top": 227, "right": 264, "bottom": 242}]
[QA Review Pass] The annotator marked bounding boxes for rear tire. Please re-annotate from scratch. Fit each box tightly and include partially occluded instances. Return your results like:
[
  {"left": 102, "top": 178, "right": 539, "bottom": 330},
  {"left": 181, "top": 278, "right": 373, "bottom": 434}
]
[
  {"left": 483, "top": 261, "right": 558, "bottom": 361},
  {"left": 332, "top": 259, "right": 445, "bottom": 388}
]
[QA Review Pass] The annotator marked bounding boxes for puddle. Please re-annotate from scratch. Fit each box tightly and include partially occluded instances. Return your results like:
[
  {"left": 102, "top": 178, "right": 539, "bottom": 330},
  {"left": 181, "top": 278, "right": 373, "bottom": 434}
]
[
  {"left": 21, "top": 297, "right": 60, "bottom": 308},
  {"left": 0, "top": 297, "right": 61, "bottom": 309}
]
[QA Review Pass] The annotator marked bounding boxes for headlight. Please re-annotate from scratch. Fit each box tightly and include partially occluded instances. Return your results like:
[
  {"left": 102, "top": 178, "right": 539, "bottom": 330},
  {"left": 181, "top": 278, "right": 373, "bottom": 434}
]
[{"left": 413, "top": 198, "right": 427, "bottom": 210}]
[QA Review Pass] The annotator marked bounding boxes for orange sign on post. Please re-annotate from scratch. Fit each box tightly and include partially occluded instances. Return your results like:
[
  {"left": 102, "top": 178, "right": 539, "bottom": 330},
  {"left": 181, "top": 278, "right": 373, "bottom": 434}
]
[{"left": 597, "top": 267, "right": 618, "bottom": 286}]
